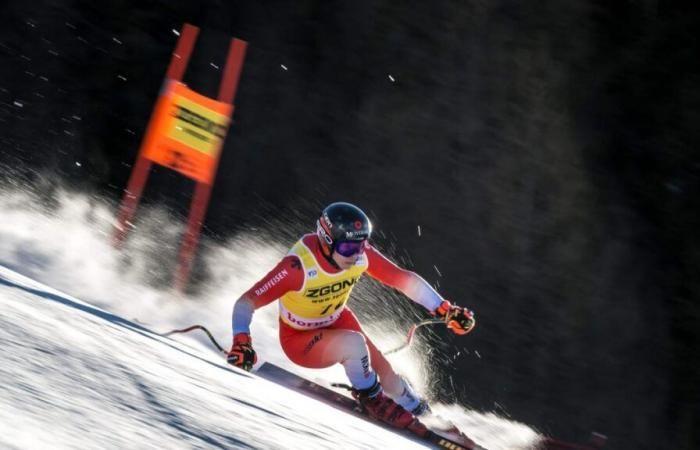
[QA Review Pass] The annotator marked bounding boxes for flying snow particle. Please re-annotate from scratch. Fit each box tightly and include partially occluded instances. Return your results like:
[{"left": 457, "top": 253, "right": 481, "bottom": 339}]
[
  {"left": 117, "top": 75, "right": 127, "bottom": 81},
  {"left": 112, "top": 37, "right": 122, "bottom": 44},
  {"left": 210, "top": 62, "right": 219, "bottom": 69},
  {"left": 388, "top": 74, "right": 395, "bottom": 82},
  {"left": 13, "top": 101, "right": 23, "bottom": 108},
  {"left": 172, "top": 29, "right": 180, "bottom": 36},
  {"left": 417, "top": 225, "right": 422, "bottom": 236},
  {"left": 281, "top": 64, "right": 288, "bottom": 71},
  {"left": 75, "top": 162, "right": 81, "bottom": 167}
]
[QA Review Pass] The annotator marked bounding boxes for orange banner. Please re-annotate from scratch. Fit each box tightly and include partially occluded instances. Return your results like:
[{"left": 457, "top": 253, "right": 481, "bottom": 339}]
[{"left": 142, "top": 81, "right": 233, "bottom": 184}]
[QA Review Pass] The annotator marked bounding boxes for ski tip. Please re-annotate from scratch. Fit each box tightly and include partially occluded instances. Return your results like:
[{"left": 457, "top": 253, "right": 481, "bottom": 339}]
[{"left": 540, "top": 431, "right": 607, "bottom": 450}]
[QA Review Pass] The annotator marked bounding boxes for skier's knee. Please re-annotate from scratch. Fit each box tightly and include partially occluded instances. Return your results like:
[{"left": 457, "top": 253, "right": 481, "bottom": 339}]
[{"left": 342, "top": 331, "right": 369, "bottom": 361}]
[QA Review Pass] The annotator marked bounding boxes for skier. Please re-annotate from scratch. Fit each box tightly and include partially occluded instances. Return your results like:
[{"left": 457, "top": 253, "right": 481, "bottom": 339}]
[{"left": 227, "top": 202, "right": 475, "bottom": 433}]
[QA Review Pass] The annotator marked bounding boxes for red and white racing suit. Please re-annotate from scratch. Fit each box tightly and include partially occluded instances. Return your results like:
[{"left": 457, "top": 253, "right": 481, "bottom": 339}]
[{"left": 232, "top": 234, "right": 443, "bottom": 410}]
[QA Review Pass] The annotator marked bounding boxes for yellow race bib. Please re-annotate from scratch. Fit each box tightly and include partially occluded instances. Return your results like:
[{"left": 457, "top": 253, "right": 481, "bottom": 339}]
[{"left": 279, "top": 238, "right": 367, "bottom": 329}]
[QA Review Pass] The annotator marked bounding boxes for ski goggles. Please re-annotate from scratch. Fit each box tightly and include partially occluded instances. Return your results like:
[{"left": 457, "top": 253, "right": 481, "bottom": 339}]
[{"left": 335, "top": 240, "right": 367, "bottom": 257}]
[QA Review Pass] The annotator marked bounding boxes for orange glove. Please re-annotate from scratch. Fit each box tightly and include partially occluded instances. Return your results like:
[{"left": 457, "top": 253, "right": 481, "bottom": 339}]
[
  {"left": 227, "top": 333, "right": 257, "bottom": 371},
  {"left": 434, "top": 301, "right": 476, "bottom": 335}
]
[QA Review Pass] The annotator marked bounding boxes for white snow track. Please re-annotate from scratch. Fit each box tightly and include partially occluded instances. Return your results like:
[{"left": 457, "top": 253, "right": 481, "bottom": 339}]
[
  {"left": 0, "top": 190, "right": 542, "bottom": 449},
  {"left": 0, "top": 266, "right": 430, "bottom": 450}
]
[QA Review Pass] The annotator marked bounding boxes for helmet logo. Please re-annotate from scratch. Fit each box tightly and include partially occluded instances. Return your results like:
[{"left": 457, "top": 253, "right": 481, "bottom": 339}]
[
  {"left": 353, "top": 220, "right": 362, "bottom": 230},
  {"left": 317, "top": 220, "right": 334, "bottom": 245}
]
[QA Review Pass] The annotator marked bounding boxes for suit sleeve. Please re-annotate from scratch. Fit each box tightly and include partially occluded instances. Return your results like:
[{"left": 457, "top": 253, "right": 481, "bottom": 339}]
[
  {"left": 365, "top": 245, "right": 444, "bottom": 312},
  {"left": 232, "top": 255, "right": 304, "bottom": 335}
]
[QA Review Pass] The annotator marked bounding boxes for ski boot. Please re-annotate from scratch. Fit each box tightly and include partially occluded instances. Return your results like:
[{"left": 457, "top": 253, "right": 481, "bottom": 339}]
[{"left": 352, "top": 379, "right": 429, "bottom": 437}]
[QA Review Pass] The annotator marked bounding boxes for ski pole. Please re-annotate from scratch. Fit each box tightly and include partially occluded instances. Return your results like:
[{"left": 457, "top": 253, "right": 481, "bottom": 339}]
[
  {"left": 383, "top": 318, "right": 444, "bottom": 355},
  {"left": 162, "top": 325, "right": 227, "bottom": 354}
]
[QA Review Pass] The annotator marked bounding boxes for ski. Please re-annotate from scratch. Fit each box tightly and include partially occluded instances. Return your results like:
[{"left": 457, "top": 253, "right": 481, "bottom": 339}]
[
  {"left": 161, "top": 325, "right": 605, "bottom": 449},
  {"left": 254, "top": 362, "right": 483, "bottom": 450}
]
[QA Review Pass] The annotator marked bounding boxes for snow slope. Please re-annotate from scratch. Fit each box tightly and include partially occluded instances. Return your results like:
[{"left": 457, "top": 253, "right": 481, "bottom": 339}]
[
  {"left": 0, "top": 188, "right": 541, "bottom": 449},
  {"left": 0, "top": 266, "right": 433, "bottom": 449}
]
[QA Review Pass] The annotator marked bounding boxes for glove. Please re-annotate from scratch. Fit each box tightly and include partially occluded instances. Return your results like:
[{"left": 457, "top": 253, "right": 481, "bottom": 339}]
[
  {"left": 227, "top": 333, "right": 257, "bottom": 371},
  {"left": 434, "top": 300, "right": 475, "bottom": 335}
]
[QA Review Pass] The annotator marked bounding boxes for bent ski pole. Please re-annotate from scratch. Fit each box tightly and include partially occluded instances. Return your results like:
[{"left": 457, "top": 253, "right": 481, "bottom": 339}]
[
  {"left": 383, "top": 318, "right": 444, "bottom": 355},
  {"left": 162, "top": 325, "right": 227, "bottom": 354}
]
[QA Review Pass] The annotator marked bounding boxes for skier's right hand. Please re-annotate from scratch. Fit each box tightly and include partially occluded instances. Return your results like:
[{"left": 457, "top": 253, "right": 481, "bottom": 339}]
[
  {"left": 227, "top": 333, "right": 257, "bottom": 371},
  {"left": 434, "top": 301, "right": 476, "bottom": 335}
]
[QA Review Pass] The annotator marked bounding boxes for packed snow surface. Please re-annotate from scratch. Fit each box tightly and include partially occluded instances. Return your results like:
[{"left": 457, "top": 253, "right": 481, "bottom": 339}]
[{"left": 0, "top": 189, "right": 541, "bottom": 449}]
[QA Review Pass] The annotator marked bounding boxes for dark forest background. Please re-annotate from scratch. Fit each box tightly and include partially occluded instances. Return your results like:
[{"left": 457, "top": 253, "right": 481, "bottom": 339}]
[{"left": 1, "top": 1, "right": 698, "bottom": 449}]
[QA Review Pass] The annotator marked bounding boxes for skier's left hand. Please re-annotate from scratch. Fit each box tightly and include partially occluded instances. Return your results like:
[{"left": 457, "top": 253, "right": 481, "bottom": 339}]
[
  {"left": 434, "top": 301, "right": 475, "bottom": 335},
  {"left": 227, "top": 333, "right": 257, "bottom": 371}
]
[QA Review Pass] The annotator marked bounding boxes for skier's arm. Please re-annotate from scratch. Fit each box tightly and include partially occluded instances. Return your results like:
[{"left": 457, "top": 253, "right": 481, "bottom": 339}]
[
  {"left": 365, "top": 245, "right": 443, "bottom": 312},
  {"left": 365, "top": 246, "right": 476, "bottom": 334},
  {"left": 232, "top": 255, "right": 304, "bottom": 335}
]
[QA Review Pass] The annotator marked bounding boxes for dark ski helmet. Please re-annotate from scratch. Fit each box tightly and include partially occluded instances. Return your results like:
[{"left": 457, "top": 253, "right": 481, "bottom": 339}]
[{"left": 316, "top": 202, "right": 372, "bottom": 256}]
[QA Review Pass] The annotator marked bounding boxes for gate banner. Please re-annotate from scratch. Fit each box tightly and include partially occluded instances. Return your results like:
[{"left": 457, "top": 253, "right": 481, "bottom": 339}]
[{"left": 143, "top": 80, "right": 233, "bottom": 184}]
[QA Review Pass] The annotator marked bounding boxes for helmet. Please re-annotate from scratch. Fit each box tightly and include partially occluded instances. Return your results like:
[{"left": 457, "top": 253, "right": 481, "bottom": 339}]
[{"left": 316, "top": 202, "right": 372, "bottom": 255}]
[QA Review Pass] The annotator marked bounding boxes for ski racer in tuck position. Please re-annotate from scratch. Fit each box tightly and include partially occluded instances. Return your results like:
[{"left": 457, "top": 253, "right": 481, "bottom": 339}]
[{"left": 227, "top": 202, "right": 475, "bottom": 434}]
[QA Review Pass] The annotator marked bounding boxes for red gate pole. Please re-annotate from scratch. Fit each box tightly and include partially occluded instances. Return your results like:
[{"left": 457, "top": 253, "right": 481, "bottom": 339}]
[
  {"left": 174, "top": 38, "right": 248, "bottom": 291},
  {"left": 112, "top": 157, "right": 152, "bottom": 247},
  {"left": 112, "top": 24, "right": 200, "bottom": 247}
]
